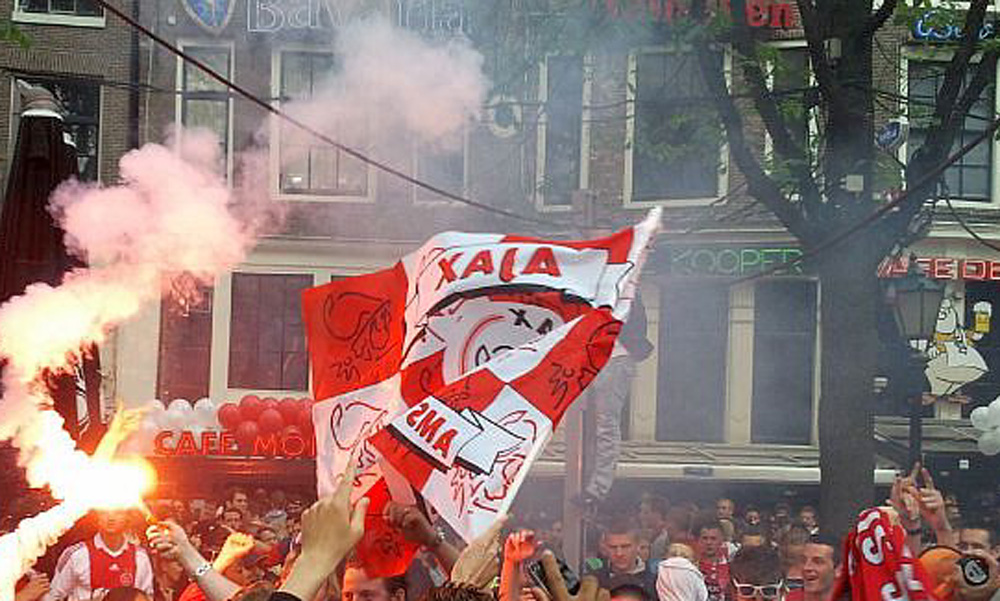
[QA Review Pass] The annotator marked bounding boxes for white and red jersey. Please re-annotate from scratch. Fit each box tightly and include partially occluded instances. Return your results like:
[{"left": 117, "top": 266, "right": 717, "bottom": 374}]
[{"left": 44, "top": 535, "right": 153, "bottom": 601}]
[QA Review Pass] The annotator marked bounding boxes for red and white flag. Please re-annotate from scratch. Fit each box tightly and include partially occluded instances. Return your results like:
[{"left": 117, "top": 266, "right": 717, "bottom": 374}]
[{"left": 304, "top": 209, "right": 660, "bottom": 573}]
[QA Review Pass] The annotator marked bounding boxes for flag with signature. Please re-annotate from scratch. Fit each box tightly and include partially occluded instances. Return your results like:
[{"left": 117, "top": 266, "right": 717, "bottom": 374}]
[{"left": 304, "top": 209, "right": 660, "bottom": 574}]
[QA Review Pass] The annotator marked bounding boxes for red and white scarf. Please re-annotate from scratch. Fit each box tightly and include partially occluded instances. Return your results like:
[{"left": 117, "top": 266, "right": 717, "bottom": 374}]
[{"left": 832, "top": 508, "right": 938, "bottom": 601}]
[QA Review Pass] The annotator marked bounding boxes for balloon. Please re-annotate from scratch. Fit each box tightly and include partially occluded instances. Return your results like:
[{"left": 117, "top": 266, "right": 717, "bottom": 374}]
[
  {"left": 262, "top": 397, "right": 278, "bottom": 412},
  {"left": 258, "top": 408, "right": 285, "bottom": 435},
  {"left": 240, "top": 395, "right": 264, "bottom": 421},
  {"left": 218, "top": 403, "right": 242, "bottom": 431},
  {"left": 278, "top": 398, "right": 300, "bottom": 425},
  {"left": 988, "top": 400, "right": 1000, "bottom": 429},
  {"left": 971, "top": 407, "right": 991, "bottom": 431},
  {"left": 297, "top": 406, "right": 314, "bottom": 433},
  {"left": 168, "top": 399, "right": 193, "bottom": 414},
  {"left": 235, "top": 421, "right": 259, "bottom": 453},
  {"left": 281, "top": 425, "right": 303, "bottom": 440},
  {"left": 194, "top": 398, "right": 218, "bottom": 429},
  {"left": 978, "top": 429, "right": 1000, "bottom": 456},
  {"left": 163, "top": 409, "right": 189, "bottom": 432}
]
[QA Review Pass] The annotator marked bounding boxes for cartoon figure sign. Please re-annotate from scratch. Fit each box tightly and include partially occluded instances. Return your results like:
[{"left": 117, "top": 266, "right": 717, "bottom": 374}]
[
  {"left": 922, "top": 298, "right": 993, "bottom": 401},
  {"left": 181, "top": 0, "right": 235, "bottom": 34}
]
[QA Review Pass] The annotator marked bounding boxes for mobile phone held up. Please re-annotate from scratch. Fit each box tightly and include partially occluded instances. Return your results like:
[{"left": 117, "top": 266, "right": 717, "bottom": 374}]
[{"left": 527, "top": 556, "right": 581, "bottom": 596}]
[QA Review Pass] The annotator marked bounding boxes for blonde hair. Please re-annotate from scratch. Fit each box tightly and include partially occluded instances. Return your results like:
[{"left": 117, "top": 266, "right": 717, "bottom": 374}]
[{"left": 665, "top": 543, "right": 696, "bottom": 562}]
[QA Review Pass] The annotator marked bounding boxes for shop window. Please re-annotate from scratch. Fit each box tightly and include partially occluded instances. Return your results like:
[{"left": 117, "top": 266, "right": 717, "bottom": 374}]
[
  {"left": 961, "top": 282, "right": 1000, "bottom": 407},
  {"left": 414, "top": 134, "right": 466, "bottom": 203},
  {"left": 14, "top": 0, "right": 103, "bottom": 24},
  {"left": 656, "top": 282, "right": 729, "bottom": 442},
  {"left": 228, "top": 273, "right": 312, "bottom": 390},
  {"left": 157, "top": 284, "right": 213, "bottom": 402},
  {"left": 751, "top": 280, "right": 817, "bottom": 444}
]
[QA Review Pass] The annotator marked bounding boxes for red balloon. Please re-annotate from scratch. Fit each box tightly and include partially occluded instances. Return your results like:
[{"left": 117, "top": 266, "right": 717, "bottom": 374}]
[
  {"left": 234, "top": 420, "right": 259, "bottom": 453},
  {"left": 280, "top": 425, "right": 303, "bottom": 439},
  {"left": 239, "top": 395, "right": 263, "bottom": 421},
  {"left": 278, "top": 398, "right": 300, "bottom": 425},
  {"left": 262, "top": 397, "right": 278, "bottom": 411},
  {"left": 297, "top": 406, "right": 314, "bottom": 433},
  {"left": 218, "top": 403, "right": 241, "bottom": 430},
  {"left": 258, "top": 408, "right": 285, "bottom": 435}
]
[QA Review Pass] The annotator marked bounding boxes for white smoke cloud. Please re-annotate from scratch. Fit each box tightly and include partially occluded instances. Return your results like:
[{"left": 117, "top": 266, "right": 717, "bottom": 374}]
[{"left": 278, "top": 17, "right": 487, "bottom": 160}]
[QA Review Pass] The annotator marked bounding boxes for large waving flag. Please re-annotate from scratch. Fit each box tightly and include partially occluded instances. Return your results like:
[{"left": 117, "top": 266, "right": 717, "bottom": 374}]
[{"left": 304, "top": 209, "right": 660, "bottom": 574}]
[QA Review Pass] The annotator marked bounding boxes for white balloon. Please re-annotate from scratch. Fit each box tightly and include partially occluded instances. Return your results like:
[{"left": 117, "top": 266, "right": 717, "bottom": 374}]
[
  {"left": 164, "top": 409, "right": 190, "bottom": 432},
  {"left": 193, "top": 398, "right": 218, "bottom": 429},
  {"left": 979, "top": 429, "right": 1000, "bottom": 456},
  {"left": 168, "top": 399, "right": 193, "bottom": 414},
  {"left": 971, "top": 407, "right": 991, "bottom": 431},
  {"left": 193, "top": 397, "right": 214, "bottom": 413}
]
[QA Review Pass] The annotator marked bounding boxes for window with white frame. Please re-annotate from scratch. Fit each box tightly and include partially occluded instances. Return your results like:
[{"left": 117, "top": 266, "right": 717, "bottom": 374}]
[
  {"left": 536, "top": 54, "right": 586, "bottom": 209},
  {"left": 228, "top": 273, "right": 312, "bottom": 391},
  {"left": 15, "top": 76, "right": 100, "bottom": 181},
  {"left": 178, "top": 45, "right": 232, "bottom": 178},
  {"left": 626, "top": 49, "right": 726, "bottom": 205},
  {"left": 907, "top": 60, "right": 995, "bottom": 202},
  {"left": 14, "top": 0, "right": 102, "bottom": 23},
  {"left": 276, "top": 51, "right": 368, "bottom": 198}
]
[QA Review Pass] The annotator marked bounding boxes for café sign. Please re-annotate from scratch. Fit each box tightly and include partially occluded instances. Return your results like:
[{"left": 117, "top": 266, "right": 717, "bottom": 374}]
[{"left": 879, "top": 255, "right": 1000, "bottom": 281}]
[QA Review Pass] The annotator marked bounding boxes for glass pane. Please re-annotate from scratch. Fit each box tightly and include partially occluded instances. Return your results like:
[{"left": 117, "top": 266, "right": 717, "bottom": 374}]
[
  {"left": 416, "top": 143, "right": 464, "bottom": 202},
  {"left": 542, "top": 55, "right": 583, "bottom": 206},
  {"left": 633, "top": 51, "right": 722, "bottom": 201},
  {"left": 337, "top": 153, "right": 368, "bottom": 195},
  {"left": 185, "top": 47, "right": 230, "bottom": 92},
  {"left": 309, "top": 146, "right": 338, "bottom": 192},
  {"left": 20, "top": 0, "right": 49, "bottom": 13},
  {"left": 50, "top": 0, "right": 74, "bottom": 13},
  {"left": 75, "top": 0, "right": 101, "bottom": 16}
]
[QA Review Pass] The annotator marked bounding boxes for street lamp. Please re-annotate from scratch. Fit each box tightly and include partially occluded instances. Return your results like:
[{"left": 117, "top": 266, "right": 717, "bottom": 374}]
[{"left": 883, "top": 256, "right": 946, "bottom": 467}]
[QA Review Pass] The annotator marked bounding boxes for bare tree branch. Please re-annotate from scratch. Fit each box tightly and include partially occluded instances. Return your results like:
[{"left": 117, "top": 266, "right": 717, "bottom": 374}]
[
  {"left": 728, "top": 0, "right": 824, "bottom": 211},
  {"left": 691, "top": 38, "right": 818, "bottom": 241},
  {"left": 929, "top": 0, "right": 990, "bottom": 134},
  {"left": 863, "top": 0, "right": 899, "bottom": 37},
  {"left": 796, "top": 0, "right": 849, "bottom": 115}
]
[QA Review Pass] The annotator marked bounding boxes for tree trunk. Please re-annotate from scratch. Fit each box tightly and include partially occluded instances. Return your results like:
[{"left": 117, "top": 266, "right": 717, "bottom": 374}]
[{"left": 817, "top": 242, "right": 881, "bottom": 539}]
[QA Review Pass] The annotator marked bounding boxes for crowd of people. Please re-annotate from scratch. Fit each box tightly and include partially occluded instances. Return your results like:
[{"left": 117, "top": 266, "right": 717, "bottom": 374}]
[{"left": 10, "top": 464, "right": 1000, "bottom": 601}]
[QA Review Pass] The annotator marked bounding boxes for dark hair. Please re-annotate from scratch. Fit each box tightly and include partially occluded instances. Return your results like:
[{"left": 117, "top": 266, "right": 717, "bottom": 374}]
[
  {"left": 343, "top": 561, "right": 407, "bottom": 599},
  {"left": 740, "top": 525, "right": 766, "bottom": 540},
  {"left": 640, "top": 494, "right": 670, "bottom": 517},
  {"left": 960, "top": 522, "right": 998, "bottom": 546},
  {"left": 230, "top": 487, "right": 248, "bottom": 501},
  {"left": 102, "top": 588, "right": 149, "bottom": 601},
  {"left": 694, "top": 514, "right": 724, "bottom": 537},
  {"left": 609, "top": 584, "right": 651, "bottom": 601},
  {"left": 602, "top": 518, "right": 638, "bottom": 539},
  {"left": 730, "top": 546, "right": 783, "bottom": 586},
  {"left": 230, "top": 582, "right": 275, "bottom": 601},
  {"left": 418, "top": 584, "right": 492, "bottom": 601}
]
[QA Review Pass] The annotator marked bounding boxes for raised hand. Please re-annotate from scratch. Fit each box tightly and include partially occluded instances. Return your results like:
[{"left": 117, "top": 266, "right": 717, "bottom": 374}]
[
  {"left": 94, "top": 401, "right": 148, "bottom": 461},
  {"left": 538, "top": 551, "right": 609, "bottom": 601},
  {"left": 505, "top": 530, "right": 537, "bottom": 564},
  {"left": 15, "top": 574, "right": 49, "bottom": 601},
  {"left": 384, "top": 501, "right": 438, "bottom": 547},
  {"left": 214, "top": 532, "right": 255, "bottom": 572}
]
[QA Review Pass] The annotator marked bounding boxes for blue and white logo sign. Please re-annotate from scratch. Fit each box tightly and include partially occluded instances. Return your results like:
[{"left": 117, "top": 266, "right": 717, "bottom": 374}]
[{"left": 182, "top": 0, "right": 235, "bottom": 34}]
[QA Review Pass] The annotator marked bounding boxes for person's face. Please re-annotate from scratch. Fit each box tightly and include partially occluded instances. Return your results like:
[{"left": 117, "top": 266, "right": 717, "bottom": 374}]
[
  {"left": 958, "top": 529, "right": 993, "bottom": 554},
  {"left": 717, "top": 500, "right": 735, "bottom": 520},
  {"left": 342, "top": 568, "right": 398, "bottom": 601},
  {"left": 604, "top": 533, "right": 639, "bottom": 573},
  {"left": 287, "top": 517, "right": 301, "bottom": 538},
  {"left": 945, "top": 495, "right": 961, "bottom": 523},
  {"left": 741, "top": 534, "right": 764, "bottom": 548},
  {"left": 800, "top": 510, "right": 817, "bottom": 528},
  {"left": 258, "top": 529, "right": 277, "bottom": 545},
  {"left": 158, "top": 559, "right": 185, "bottom": 584},
  {"left": 639, "top": 502, "right": 665, "bottom": 531},
  {"left": 223, "top": 510, "right": 243, "bottom": 531},
  {"left": 802, "top": 543, "right": 835, "bottom": 597},
  {"left": 700, "top": 528, "right": 723, "bottom": 558},
  {"left": 224, "top": 562, "right": 261, "bottom": 586},
  {"left": 232, "top": 492, "right": 250, "bottom": 513},
  {"left": 97, "top": 510, "right": 127, "bottom": 536},
  {"left": 746, "top": 510, "right": 761, "bottom": 526},
  {"left": 637, "top": 538, "right": 651, "bottom": 562}
]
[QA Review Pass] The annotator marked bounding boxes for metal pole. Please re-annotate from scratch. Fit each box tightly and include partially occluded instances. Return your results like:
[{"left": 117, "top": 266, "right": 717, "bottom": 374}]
[
  {"left": 562, "top": 403, "right": 585, "bottom": 571},
  {"left": 909, "top": 397, "right": 922, "bottom": 467}
]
